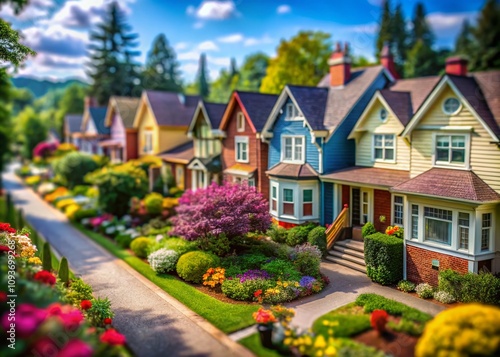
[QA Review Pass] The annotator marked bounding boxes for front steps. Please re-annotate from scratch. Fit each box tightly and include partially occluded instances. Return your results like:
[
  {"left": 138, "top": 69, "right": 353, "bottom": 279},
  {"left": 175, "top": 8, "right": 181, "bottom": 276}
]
[{"left": 325, "top": 239, "right": 366, "bottom": 273}]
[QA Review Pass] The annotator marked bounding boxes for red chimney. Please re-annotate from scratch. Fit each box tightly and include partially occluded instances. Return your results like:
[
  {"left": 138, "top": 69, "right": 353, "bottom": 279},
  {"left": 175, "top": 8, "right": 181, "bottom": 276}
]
[
  {"left": 445, "top": 56, "right": 468, "bottom": 76},
  {"left": 380, "top": 44, "right": 400, "bottom": 80},
  {"left": 328, "top": 42, "right": 351, "bottom": 86},
  {"left": 84, "top": 96, "right": 97, "bottom": 109}
]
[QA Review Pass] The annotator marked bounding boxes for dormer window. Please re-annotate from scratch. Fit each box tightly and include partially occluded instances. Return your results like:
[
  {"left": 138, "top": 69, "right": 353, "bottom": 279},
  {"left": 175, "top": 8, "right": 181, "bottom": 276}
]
[
  {"left": 236, "top": 112, "right": 245, "bottom": 132},
  {"left": 379, "top": 108, "right": 388, "bottom": 122},
  {"left": 443, "top": 97, "right": 461, "bottom": 115},
  {"left": 285, "top": 103, "right": 300, "bottom": 120},
  {"left": 435, "top": 134, "right": 468, "bottom": 167}
]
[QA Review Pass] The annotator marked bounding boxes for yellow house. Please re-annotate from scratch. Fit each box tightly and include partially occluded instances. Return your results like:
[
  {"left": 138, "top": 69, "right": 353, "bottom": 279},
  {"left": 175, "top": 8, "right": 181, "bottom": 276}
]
[{"left": 133, "top": 90, "right": 200, "bottom": 156}]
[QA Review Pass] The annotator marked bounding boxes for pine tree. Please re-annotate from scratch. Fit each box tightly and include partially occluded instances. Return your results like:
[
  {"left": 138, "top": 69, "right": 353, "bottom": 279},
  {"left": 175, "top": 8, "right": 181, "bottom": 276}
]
[
  {"left": 410, "top": 2, "right": 434, "bottom": 47},
  {"left": 375, "top": 0, "right": 393, "bottom": 60},
  {"left": 42, "top": 242, "right": 53, "bottom": 272},
  {"left": 143, "top": 34, "right": 182, "bottom": 92},
  {"left": 87, "top": 1, "right": 141, "bottom": 104},
  {"left": 392, "top": 4, "right": 408, "bottom": 71},
  {"left": 470, "top": 0, "right": 500, "bottom": 70},
  {"left": 404, "top": 39, "right": 440, "bottom": 78},
  {"left": 197, "top": 53, "right": 210, "bottom": 99},
  {"left": 454, "top": 20, "right": 474, "bottom": 56}
]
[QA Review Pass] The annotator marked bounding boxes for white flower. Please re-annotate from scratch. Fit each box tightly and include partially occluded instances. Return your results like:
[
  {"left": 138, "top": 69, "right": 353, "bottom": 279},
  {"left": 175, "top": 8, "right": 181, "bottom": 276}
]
[{"left": 147, "top": 249, "right": 179, "bottom": 273}]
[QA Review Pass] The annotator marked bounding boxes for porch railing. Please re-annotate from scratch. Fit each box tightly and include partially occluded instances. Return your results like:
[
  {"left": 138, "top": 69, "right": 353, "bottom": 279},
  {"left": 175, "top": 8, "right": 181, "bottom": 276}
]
[{"left": 326, "top": 204, "right": 349, "bottom": 250}]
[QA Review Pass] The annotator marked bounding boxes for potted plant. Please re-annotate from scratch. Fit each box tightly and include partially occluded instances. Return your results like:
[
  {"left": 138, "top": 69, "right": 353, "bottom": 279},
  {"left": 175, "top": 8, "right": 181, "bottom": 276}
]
[{"left": 253, "top": 307, "right": 277, "bottom": 349}]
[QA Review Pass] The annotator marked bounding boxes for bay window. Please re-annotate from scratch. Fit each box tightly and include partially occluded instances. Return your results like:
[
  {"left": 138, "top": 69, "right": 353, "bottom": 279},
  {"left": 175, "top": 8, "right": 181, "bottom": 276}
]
[
  {"left": 303, "top": 189, "right": 313, "bottom": 216},
  {"left": 458, "top": 212, "right": 470, "bottom": 250},
  {"left": 283, "top": 188, "right": 294, "bottom": 215},
  {"left": 271, "top": 186, "right": 277, "bottom": 212},
  {"left": 424, "top": 207, "right": 452, "bottom": 245}
]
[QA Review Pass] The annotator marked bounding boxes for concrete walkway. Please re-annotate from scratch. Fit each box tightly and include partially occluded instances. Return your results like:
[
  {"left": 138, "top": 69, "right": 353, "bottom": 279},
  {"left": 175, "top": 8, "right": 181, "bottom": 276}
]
[
  {"left": 230, "top": 261, "right": 446, "bottom": 341},
  {"left": 3, "top": 169, "right": 250, "bottom": 357}
]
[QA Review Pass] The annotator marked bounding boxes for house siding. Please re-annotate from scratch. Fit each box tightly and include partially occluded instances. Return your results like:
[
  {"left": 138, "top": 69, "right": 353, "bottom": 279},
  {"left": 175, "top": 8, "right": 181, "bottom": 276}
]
[
  {"left": 355, "top": 100, "right": 410, "bottom": 170},
  {"left": 137, "top": 104, "right": 159, "bottom": 155},
  {"left": 323, "top": 182, "right": 334, "bottom": 225},
  {"left": 410, "top": 85, "right": 500, "bottom": 191},
  {"left": 158, "top": 127, "right": 190, "bottom": 154}
]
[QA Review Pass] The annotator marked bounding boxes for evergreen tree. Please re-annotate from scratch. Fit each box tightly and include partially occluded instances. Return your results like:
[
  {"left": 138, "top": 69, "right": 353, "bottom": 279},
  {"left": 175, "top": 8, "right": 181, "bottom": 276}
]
[
  {"left": 392, "top": 4, "right": 408, "bottom": 71},
  {"left": 42, "top": 242, "right": 53, "bottom": 272},
  {"left": 454, "top": 20, "right": 474, "bottom": 56},
  {"left": 470, "top": 0, "right": 500, "bottom": 70},
  {"left": 229, "top": 57, "right": 238, "bottom": 78},
  {"left": 238, "top": 52, "right": 269, "bottom": 91},
  {"left": 375, "top": 0, "right": 393, "bottom": 60},
  {"left": 404, "top": 39, "right": 440, "bottom": 78},
  {"left": 410, "top": 2, "right": 434, "bottom": 47},
  {"left": 87, "top": 1, "right": 141, "bottom": 104},
  {"left": 143, "top": 34, "right": 182, "bottom": 92},
  {"left": 197, "top": 53, "right": 210, "bottom": 99}
]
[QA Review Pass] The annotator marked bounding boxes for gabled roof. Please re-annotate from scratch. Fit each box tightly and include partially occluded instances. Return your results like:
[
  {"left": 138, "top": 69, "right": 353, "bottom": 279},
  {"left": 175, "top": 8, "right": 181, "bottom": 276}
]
[
  {"left": 188, "top": 155, "right": 222, "bottom": 173},
  {"left": 392, "top": 168, "right": 500, "bottom": 203},
  {"left": 105, "top": 96, "right": 140, "bottom": 128},
  {"left": 473, "top": 71, "right": 500, "bottom": 130},
  {"left": 287, "top": 85, "right": 329, "bottom": 130},
  {"left": 388, "top": 76, "right": 441, "bottom": 113},
  {"left": 220, "top": 91, "right": 278, "bottom": 132},
  {"left": 188, "top": 100, "right": 226, "bottom": 134},
  {"left": 65, "top": 114, "right": 83, "bottom": 134},
  {"left": 266, "top": 163, "right": 318, "bottom": 179},
  {"left": 141, "top": 91, "right": 200, "bottom": 127},
  {"left": 84, "top": 107, "right": 109, "bottom": 135},
  {"left": 379, "top": 90, "right": 413, "bottom": 126},
  {"left": 158, "top": 142, "right": 194, "bottom": 165}
]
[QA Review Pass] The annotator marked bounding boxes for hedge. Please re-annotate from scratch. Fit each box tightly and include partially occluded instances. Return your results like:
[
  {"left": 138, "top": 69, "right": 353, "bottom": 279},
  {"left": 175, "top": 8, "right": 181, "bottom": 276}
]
[
  {"left": 364, "top": 232, "right": 403, "bottom": 285},
  {"left": 438, "top": 269, "right": 500, "bottom": 306}
]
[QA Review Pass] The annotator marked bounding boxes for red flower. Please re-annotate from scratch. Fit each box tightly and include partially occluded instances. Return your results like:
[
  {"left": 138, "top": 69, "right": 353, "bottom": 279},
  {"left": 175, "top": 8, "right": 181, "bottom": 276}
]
[
  {"left": 34, "top": 270, "right": 57, "bottom": 286},
  {"left": 0, "top": 291, "right": 7, "bottom": 303},
  {"left": 47, "top": 303, "right": 63, "bottom": 316},
  {"left": 0, "top": 245, "right": 10, "bottom": 253},
  {"left": 100, "top": 329, "right": 126, "bottom": 345},
  {"left": 80, "top": 300, "right": 92, "bottom": 310},
  {"left": 58, "top": 339, "right": 93, "bottom": 357},
  {"left": 0, "top": 223, "right": 16, "bottom": 234},
  {"left": 103, "top": 318, "right": 112, "bottom": 325},
  {"left": 253, "top": 289, "right": 262, "bottom": 298},
  {"left": 370, "top": 309, "right": 389, "bottom": 333}
]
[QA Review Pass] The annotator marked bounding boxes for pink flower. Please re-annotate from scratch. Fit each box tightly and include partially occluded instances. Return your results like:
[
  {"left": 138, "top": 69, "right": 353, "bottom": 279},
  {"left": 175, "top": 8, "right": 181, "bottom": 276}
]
[
  {"left": 1, "top": 304, "right": 47, "bottom": 338},
  {"left": 58, "top": 339, "right": 93, "bottom": 357},
  {"left": 100, "top": 329, "right": 126, "bottom": 345},
  {"left": 32, "top": 337, "right": 59, "bottom": 356},
  {"left": 47, "top": 303, "right": 63, "bottom": 316},
  {"left": 59, "top": 309, "right": 84, "bottom": 331},
  {"left": 0, "top": 245, "right": 10, "bottom": 253}
]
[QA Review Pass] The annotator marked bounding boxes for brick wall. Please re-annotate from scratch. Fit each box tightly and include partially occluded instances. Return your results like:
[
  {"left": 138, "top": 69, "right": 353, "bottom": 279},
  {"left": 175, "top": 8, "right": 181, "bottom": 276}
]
[
  {"left": 373, "top": 189, "right": 391, "bottom": 232},
  {"left": 406, "top": 245, "right": 469, "bottom": 286}
]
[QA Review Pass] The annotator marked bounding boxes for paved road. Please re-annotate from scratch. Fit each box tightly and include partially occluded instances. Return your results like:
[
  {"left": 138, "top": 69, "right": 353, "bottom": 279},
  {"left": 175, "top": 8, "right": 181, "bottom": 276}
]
[{"left": 3, "top": 169, "right": 238, "bottom": 357}]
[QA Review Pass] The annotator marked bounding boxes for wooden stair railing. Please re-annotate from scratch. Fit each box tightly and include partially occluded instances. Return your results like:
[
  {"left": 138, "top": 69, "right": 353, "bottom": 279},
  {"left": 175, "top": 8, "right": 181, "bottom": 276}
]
[{"left": 326, "top": 204, "right": 349, "bottom": 250}]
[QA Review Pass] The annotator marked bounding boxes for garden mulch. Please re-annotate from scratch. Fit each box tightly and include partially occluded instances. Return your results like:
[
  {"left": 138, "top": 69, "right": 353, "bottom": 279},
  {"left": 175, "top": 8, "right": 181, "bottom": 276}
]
[{"left": 354, "top": 328, "right": 417, "bottom": 357}]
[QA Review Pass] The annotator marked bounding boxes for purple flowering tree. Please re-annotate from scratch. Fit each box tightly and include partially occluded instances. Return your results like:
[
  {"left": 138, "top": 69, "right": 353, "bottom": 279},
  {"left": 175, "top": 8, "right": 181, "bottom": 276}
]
[{"left": 171, "top": 181, "right": 272, "bottom": 240}]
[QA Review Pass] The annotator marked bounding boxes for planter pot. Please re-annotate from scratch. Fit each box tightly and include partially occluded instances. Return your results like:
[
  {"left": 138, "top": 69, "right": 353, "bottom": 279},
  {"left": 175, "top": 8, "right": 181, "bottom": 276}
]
[{"left": 257, "top": 323, "right": 274, "bottom": 349}]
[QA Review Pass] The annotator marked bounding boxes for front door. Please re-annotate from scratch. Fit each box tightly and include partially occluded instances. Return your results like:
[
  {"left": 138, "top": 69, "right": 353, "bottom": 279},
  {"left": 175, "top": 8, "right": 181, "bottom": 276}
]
[{"left": 352, "top": 188, "right": 360, "bottom": 226}]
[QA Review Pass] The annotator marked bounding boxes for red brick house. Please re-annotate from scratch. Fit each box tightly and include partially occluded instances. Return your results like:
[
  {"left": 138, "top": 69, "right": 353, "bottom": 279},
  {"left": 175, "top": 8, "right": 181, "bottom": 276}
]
[{"left": 219, "top": 91, "right": 278, "bottom": 199}]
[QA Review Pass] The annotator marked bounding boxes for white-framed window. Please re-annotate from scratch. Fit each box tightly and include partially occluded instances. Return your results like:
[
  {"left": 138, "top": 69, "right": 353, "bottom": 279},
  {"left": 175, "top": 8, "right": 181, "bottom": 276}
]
[
  {"left": 411, "top": 204, "right": 419, "bottom": 239},
  {"left": 435, "top": 134, "right": 467, "bottom": 166},
  {"left": 393, "top": 195, "right": 404, "bottom": 226},
  {"left": 248, "top": 177, "right": 255, "bottom": 187},
  {"left": 373, "top": 134, "right": 395, "bottom": 162},
  {"left": 283, "top": 188, "right": 294, "bottom": 216},
  {"left": 144, "top": 131, "right": 153, "bottom": 153},
  {"left": 361, "top": 190, "right": 370, "bottom": 224},
  {"left": 235, "top": 136, "right": 249, "bottom": 163},
  {"left": 236, "top": 112, "right": 245, "bottom": 132},
  {"left": 285, "top": 103, "right": 300, "bottom": 120},
  {"left": 481, "top": 213, "right": 491, "bottom": 251},
  {"left": 302, "top": 189, "right": 313, "bottom": 217},
  {"left": 271, "top": 185, "right": 278, "bottom": 213},
  {"left": 458, "top": 212, "right": 470, "bottom": 250},
  {"left": 442, "top": 97, "right": 461, "bottom": 115},
  {"left": 424, "top": 207, "right": 453, "bottom": 245},
  {"left": 282, "top": 136, "right": 305, "bottom": 163}
]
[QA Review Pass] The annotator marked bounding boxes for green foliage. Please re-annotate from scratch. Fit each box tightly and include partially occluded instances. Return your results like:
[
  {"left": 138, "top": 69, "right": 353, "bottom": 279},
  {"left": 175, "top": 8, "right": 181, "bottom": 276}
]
[
  {"left": 0, "top": 70, "right": 14, "bottom": 192},
  {"left": 116, "top": 233, "right": 133, "bottom": 249},
  {"left": 469, "top": 0, "right": 500, "bottom": 70},
  {"left": 58, "top": 257, "right": 70, "bottom": 285},
  {"left": 415, "top": 283, "right": 434, "bottom": 299},
  {"left": 176, "top": 251, "right": 220, "bottom": 283},
  {"left": 15, "top": 208, "right": 24, "bottom": 229},
  {"left": 389, "top": 318, "right": 424, "bottom": 336},
  {"left": 42, "top": 241, "right": 53, "bottom": 271},
  {"left": 454, "top": 20, "right": 474, "bottom": 57},
  {"left": 17, "top": 107, "right": 47, "bottom": 159},
  {"left": 87, "top": 297, "right": 114, "bottom": 327},
  {"left": 313, "top": 307, "right": 371, "bottom": 338},
  {"left": 307, "top": 226, "right": 327, "bottom": 254},
  {"left": 54, "top": 83, "right": 86, "bottom": 136},
  {"left": 130, "top": 237, "right": 154, "bottom": 259},
  {"left": 397, "top": 280, "right": 416, "bottom": 293},
  {"left": 197, "top": 233, "right": 231, "bottom": 257},
  {"left": 221, "top": 278, "right": 273, "bottom": 301},
  {"left": 286, "top": 223, "right": 317, "bottom": 246},
  {"left": 238, "top": 52, "right": 270, "bottom": 92},
  {"left": 62, "top": 278, "right": 93, "bottom": 307},
  {"left": 157, "top": 237, "right": 198, "bottom": 256},
  {"left": 364, "top": 232, "right": 403, "bottom": 285},
  {"left": 438, "top": 269, "right": 500, "bottom": 306},
  {"left": 292, "top": 245, "right": 322, "bottom": 278},
  {"left": 261, "top": 259, "right": 302, "bottom": 282},
  {"left": 73, "top": 208, "right": 98, "bottom": 221},
  {"left": 197, "top": 53, "right": 210, "bottom": 99},
  {"left": 404, "top": 39, "right": 441, "bottom": 78},
  {"left": 267, "top": 225, "right": 288, "bottom": 244},
  {"left": 433, "top": 291, "right": 456, "bottom": 304},
  {"left": 53, "top": 152, "right": 98, "bottom": 189},
  {"left": 72, "top": 185, "right": 91, "bottom": 196},
  {"left": 144, "top": 192, "right": 163, "bottom": 216},
  {"left": 0, "top": 15, "right": 36, "bottom": 67},
  {"left": 361, "top": 222, "right": 376, "bottom": 238},
  {"left": 221, "top": 253, "right": 269, "bottom": 277}
]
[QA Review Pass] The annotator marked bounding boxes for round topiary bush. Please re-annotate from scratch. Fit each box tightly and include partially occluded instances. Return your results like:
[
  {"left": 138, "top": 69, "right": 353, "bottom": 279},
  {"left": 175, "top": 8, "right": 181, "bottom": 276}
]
[
  {"left": 307, "top": 226, "right": 327, "bottom": 254},
  {"left": 361, "top": 222, "right": 376, "bottom": 238},
  {"left": 148, "top": 248, "right": 179, "bottom": 273},
  {"left": 416, "top": 304, "right": 500, "bottom": 357},
  {"left": 176, "top": 251, "right": 220, "bottom": 283},
  {"left": 145, "top": 192, "right": 164, "bottom": 216},
  {"left": 116, "top": 234, "right": 133, "bottom": 249},
  {"left": 52, "top": 152, "right": 98, "bottom": 189},
  {"left": 130, "top": 237, "right": 154, "bottom": 259}
]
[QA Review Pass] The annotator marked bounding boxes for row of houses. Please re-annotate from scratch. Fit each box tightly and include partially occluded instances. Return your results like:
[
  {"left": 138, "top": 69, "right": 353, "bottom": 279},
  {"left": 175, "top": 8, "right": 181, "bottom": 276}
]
[{"left": 65, "top": 44, "right": 500, "bottom": 283}]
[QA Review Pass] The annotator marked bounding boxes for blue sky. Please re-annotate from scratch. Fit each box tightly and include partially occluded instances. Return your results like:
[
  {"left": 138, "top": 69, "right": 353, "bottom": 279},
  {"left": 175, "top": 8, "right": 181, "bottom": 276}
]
[{"left": 0, "top": 0, "right": 485, "bottom": 82}]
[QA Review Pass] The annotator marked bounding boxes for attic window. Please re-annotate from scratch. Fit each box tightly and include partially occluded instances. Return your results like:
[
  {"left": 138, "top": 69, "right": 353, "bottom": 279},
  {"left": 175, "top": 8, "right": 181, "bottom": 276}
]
[
  {"left": 380, "top": 108, "right": 388, "bottom": 122},
  {"left": 443, "top": 98, "right": 461, "bottom": 115},
  {"left": 237, "top": 112, "right": 245, "bottom": 132},
  {"left": 285, "top": 103, "right": 301, "bottom": 120}
]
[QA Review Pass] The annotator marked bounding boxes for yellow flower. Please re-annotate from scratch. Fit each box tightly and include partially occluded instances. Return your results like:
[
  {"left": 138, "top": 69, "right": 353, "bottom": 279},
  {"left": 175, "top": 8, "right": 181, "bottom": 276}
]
[
  {"left": 28, "top": 257, "right": 42, "bottom": 265},
  {"left": 324, "top": 345, "right": 337, "bottom": 357},
  {"left": 314, "top": 335, "right": 326, "bottom": 349}
]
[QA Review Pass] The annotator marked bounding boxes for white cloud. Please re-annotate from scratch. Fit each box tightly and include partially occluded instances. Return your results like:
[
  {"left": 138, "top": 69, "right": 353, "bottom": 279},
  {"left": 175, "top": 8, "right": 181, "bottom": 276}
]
[
  {"left": 217, "top": 33, "right": 244, "bottom": 43},
  {"left": 276, "top": 5, "right": 291, "bottom": 14},
  {"left": 197, "top": 41, "right": 219, "bottom": 51},
  {"left": 427, "top": 12, "right": 476, "bottom": 35},
  {"left": 175, "top": 42, "right": 190, "bottom": 51},
  {"left": 178, "top": 51, "right": 202, "bottom": 61},
  {"left": 244, "top": 35, "right": 273, "bottom": 46},
  {"left": 186, "top": 1, "right": 238, "bottom": 20},
  {"left": 0, "top": 0, "right": 54, "bottom": 21}
]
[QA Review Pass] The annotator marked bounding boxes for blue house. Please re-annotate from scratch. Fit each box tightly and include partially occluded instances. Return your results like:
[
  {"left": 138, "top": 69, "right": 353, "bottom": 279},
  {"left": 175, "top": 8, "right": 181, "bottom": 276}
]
[{"left": 261, "top": 43, "right": 395, "bottom": 227}]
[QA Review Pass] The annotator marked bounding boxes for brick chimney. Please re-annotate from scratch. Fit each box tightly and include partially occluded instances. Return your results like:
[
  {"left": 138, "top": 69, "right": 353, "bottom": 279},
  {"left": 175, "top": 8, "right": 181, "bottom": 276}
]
[
  {"left": 328, "top": 42, "right": 351, "bottom": 87},
  {"left": 445, "top": 56, "right": 468, "bottom": 76},
  {"left": 380, "top": 43, "right": 400, "bottom": 80},
  {"left": 84, "top": 96, "right": 97, "bottom": 109}
]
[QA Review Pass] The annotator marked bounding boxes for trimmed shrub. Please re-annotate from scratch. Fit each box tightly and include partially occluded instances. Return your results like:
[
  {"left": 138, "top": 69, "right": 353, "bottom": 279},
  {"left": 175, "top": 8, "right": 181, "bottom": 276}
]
[
  {"left": 73, "top": 208, "right": 98, "bottom": 221},
  {"left": 53, "top": 152, "right": 98, "bottom": 189},
  {"left": 416, "top": 304, "right": 500, "bottom": 357},
  {"left": 397, "top": 280, "right": 416, "bottom": 293},
  {"left": 42, "top": 242, "right": 53, "bottom": 272},
  {"left": 221, "top": 278, "right": 274, "bottom": 301},
  {"left": 63, "top": 278, "right": 93, "bottom": 306},
  {"left": 58, "top": 257, "right": 70, "bottom": 285},
  {"left": 144, "top": 192, "right": 164, "bottom": 216},
  {"left": 148, "top": 248, "right": 179, "bottom": 273},
  {"left": 416, "top": 283, "right": 434, "bottom": 299},
  {"left": 433, "top": 291, "right": 456, "bottom": 304},
  {"left": 176, "top": 251, "right": 220, "bottom": 283},
  {"left": 116, "top": 234, "right": 133, "bottom": 249},
  {"left": 361, "top": 222, "right": 376, "bottom": 238},
  {"left": 72, "top": 185, "right": 91, "bottom": 196},
  {"left": 438, "top": 269, "right": 500, "bottom": 306},
  {"left": 160, "top": 237, "right": 198, "bottom": 256},
  {"left": 261, "top": 259, "right": 302, "bottom": 282},
  {"left": 197, "top": 233, "right": 231, "bottom": 257},
  {"left": 130, "top": 237, "right": 154, "bottom": 259},
  {"left": 267, "top": 225, "right": 288, "bottom": 244},
  {"left": 286, "top": 223, "right": 317, "bottom": 247},
  {"left": 364, "top": 233, "right": 403, "bottom": 285},
  {"left": 291, "top": 243, "right": 322, "bottom": 278},
  {"left": 307, "top": 226, "right": 327, "bottom": 254},
  {"left": 221, "top": 253, "right": 270, "bottom": 277}
]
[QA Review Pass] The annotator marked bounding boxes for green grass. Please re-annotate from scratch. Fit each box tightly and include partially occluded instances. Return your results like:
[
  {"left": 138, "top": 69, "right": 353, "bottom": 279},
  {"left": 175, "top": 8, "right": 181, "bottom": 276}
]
[
  {"left": 74, "top": 223, "right": 259, "bottom": 333},
  {"left": 312, "top": 302, "right": 371, "bottom": 338},
  {"left": 239, "top": 333, "right": 285, "bottom": 357}
]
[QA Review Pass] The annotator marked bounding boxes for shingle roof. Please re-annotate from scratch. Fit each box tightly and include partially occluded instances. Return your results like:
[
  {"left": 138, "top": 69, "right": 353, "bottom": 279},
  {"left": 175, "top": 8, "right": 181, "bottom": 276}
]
[
  {"left": 65, "top": 114, "right": 83, "bottom": 134},
  {"left": 112, "top": 96, "right": 140, "bottom": 128},
  {"left": 388, "top": 76, "right": 441, "bottom": 113},
  {"left": 379, "top": 90, "right": 413, "bottom": 126},
  {"left": 266, "top": 163, "right": 318, "bottom": 179},
  {"left": 145, "top": 91, "right": 200, "bottom": 127},
  {"left": 204, "top": 102, "right": 226, "bottom": 129},
  {"left": 89, "top": 107, "right": 109, "bottom": 135},
  {"left": 319, "top": 65, "right": 386, "bottom": 130},
  {"left": 287, "top": 85, "right": 329, "bottom": 130},
  {"left": 158, "top": 142, "right": 194, "bottom": 164},
  {"left": 321, "top": 166, "right": 410, "bottom": 188},
  {"left": 392, "top": 168, "right": 500, "bottom": 203},
  {"left": 473, "top": 71, "right": 500, "bottom": 131},
  {"left": 236, "top": 91, "right": 278, "bottom": 132}
]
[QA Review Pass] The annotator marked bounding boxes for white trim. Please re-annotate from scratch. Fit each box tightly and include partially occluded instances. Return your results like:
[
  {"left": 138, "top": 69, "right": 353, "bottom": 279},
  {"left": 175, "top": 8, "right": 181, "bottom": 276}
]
[
  {"left": 270, "top": 182, "right": 279, "bottom": 214},
  {"left": 360, "top": 188, "right": 373, "bottom": 225},
  {"left": 284, "top": 102, "right": 303, "bottom": 121},
  {"left": 235, "top": 136, "right": 249, "bottom": 163},
  {"left": 143, "top": 130, "right": 154, "bottom": 154},
  {"left": 281, "top": 135, "right": 305, "bottom": 164},
  {"left": 392, "top": 194, "right": 404, "bottom": 226},
  {"left": 372, "top": 133, "right": 396, "bottom": 163},
  {"left": 442, "top": 97, "right": 462, "bottom": 116},
  {"left": 270, "top": 179, "right": 319, "bottom": 222},
  {"left": 236, "top": 111, "right": 245, "bottom": 132},
  {"left": 432, "top": 132, "right": 471, "bottom": 169}
]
